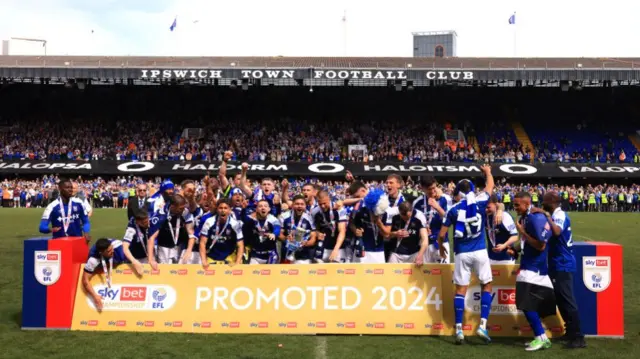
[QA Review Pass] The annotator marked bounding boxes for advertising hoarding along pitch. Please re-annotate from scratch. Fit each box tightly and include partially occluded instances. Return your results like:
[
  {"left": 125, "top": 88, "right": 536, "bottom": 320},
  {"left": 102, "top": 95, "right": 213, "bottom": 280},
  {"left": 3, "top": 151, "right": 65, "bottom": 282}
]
[
  {"left": 2, "top": 160, "right": 640, "bottom": 178},
  {"left": 71, "top": 263, "right": 564, "bottom": 336}
]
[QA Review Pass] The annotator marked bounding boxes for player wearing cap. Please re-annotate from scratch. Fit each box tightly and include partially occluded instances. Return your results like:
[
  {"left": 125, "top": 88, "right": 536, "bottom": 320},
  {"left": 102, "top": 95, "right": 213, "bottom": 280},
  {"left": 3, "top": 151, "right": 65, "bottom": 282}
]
[{"left": 438, "top": 164, "right": 494, "bottom": 344}]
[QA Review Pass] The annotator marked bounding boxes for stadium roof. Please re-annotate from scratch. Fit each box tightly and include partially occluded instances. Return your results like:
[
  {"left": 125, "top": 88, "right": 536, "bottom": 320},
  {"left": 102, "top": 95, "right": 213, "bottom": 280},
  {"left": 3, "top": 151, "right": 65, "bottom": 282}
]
[{"left": 1, "top": 55, "right": 640, "bottom": 69}]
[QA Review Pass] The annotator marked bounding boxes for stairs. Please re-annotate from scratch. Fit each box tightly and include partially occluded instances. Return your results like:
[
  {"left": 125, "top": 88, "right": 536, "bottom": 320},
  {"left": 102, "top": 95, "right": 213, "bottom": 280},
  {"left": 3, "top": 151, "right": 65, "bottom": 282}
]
[
  {"left": 511, "top": 122, "right": 536, "bottom": 161},
  {"left": 629, "top": 133, "right": 640, "bottom": 152},
  {"left": 467, "top": 135, "right": 481, "bottom": 153}
]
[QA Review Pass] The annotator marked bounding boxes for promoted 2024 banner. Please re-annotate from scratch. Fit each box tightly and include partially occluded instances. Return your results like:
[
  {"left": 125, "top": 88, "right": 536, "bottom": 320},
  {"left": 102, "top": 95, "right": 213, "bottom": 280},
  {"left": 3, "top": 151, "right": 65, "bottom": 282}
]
[{"left": 71, "top": 264, "right": 563, "bottom": 336}]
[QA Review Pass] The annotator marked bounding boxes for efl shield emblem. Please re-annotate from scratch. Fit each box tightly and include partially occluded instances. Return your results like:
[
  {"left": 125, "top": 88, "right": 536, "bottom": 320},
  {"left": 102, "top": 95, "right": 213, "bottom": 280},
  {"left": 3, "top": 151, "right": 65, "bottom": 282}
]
[
  {"left": 582, "top": 256, "right": 611, "bottom": 293},
  {"left": 34, "top": 251, "right": 62, "bottom": 286}
]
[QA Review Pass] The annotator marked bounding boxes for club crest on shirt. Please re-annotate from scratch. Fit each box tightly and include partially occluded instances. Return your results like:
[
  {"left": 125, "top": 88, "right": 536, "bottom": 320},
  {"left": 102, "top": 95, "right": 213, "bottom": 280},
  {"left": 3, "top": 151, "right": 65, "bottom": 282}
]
[
  {"left": 582, "top": 256, "right": 611, "bottom": 293},
  {"left": 34, "top": 251, "right": 61, "bottom": 286}
]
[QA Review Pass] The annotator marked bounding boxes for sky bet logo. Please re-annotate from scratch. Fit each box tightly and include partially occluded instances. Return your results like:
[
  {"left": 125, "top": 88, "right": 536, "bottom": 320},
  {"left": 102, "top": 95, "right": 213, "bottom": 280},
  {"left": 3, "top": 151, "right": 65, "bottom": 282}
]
[
  {"left": 365, "top": 268, "right": 384, "bottom": 275},
  {"left": 585, "top": 259, "right": 608, "bottom": 266},
  {"left": 473, "top": 289, "right": 516, "bottom": 305},
  {"left": 37, "top": 253, "right": 59, "bottom": 261},
  {"left": 252, "top": 269, "right": 271, "bottom": 275},
  {"left": 308, "top": 269, "right": 327, "bottom": 275},
  {"left": 337, "top": 268, "right": 356, "bottom": 275}
]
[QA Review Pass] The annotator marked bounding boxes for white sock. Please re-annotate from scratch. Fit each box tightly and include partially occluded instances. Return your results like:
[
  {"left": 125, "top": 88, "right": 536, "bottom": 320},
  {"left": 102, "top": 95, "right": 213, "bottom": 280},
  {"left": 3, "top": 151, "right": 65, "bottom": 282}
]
[
  {"left": 456, "top": 323, "right": 462, "bottom": 332},
  {"left": 540, "top": 333, "right": 548, "bottom": 341},
  {"left": 535, "top": 335, "right": 542, "bottom": 341},
  {"left": 480, "top": 318, "right": 487, "bottom": 330}
]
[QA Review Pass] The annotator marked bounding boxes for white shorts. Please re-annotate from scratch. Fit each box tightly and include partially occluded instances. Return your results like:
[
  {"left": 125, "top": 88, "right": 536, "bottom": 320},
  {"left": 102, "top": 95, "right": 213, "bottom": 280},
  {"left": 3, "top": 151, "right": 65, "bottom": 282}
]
[
  {"left": 157, "top": 246, "right": 181, "bottom": 264},
  {"left": 294, "top": 259, "right": 312, "bottom": 264},
  {"left": 317, "top": 248, "right": 347, "bottom": 263},
  {"left": 388, "top": 252, "right": 417, "bottom": 264},
  {"left": 517, "top": 269, "right": 553, "bottom": 289},
  {"left": 354, "top": 251, "right": 385, "bottom": 264},
  {"left": 425, "top": 243, "right": 450, "bottom": 264},
  {"left": 490, "top": 259, "right": 516, "bottom": 265},
  {"left": 453, "top": 249, "right": 493, "bottom": 286},
  {"left": 249, "top": 257, "right": 268, "bottom": 265}
]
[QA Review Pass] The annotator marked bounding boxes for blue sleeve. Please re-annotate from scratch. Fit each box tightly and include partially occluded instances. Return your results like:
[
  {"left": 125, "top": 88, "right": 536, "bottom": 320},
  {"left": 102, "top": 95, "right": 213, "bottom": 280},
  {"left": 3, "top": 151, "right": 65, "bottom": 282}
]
[
  {"left": 443, "top": 207, "right": 456, "bottom": 227},
  {"left": 39, "top": 219, "right": 50, "bottom": 234},
  {"left": 530, "top": 214, "right": 551, "bottom": 242},
  {"left": 81, "top": 212, "right": 90, "bottom": 233},
  {"left": 272, "top": 223, "right": 281, "bottom": 237}
]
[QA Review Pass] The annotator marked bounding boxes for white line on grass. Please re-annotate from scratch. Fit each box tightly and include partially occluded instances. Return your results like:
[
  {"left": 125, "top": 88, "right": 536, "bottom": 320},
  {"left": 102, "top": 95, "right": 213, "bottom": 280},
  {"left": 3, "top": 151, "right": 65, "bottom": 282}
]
[{"left": 315, "top": 336, "right": 327, "bottom": 359}]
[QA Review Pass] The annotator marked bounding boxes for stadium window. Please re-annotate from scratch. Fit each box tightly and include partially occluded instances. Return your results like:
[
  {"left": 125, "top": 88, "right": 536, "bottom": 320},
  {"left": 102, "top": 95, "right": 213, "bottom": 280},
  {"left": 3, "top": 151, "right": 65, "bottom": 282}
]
[{"left": 435, "top": 45, "right": 444, "bottom": 58}]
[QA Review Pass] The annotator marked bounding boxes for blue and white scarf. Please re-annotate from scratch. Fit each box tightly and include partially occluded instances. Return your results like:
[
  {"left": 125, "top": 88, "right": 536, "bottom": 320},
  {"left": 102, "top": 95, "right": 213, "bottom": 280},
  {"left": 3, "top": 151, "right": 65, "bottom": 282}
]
[{"left": 453, "top": 180, "right": 479, "bottom": 239}]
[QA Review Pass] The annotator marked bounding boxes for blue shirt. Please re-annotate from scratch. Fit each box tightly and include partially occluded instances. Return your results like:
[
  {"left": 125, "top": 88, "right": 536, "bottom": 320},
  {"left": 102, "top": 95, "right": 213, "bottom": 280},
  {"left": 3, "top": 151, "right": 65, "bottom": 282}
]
[
  {"left": 548, "top": 208, "right": 576, "bottom": 273},
  {"left": 243, "top": 214, "right": 281, "bottom": 255},
  {"left": 84, "top": 239, "right": 127, "bottom": 273},
  {"left": 486, "top": 212, "right": 518, "bottom": 261},
  {"left": 520, "top": 211, "right": 552, "bottom": 275},
  {"left": 352, "top": 203, "right": 392, "bottom": 252},
  {"left": 249, "top": 189, "right": 280, "bottom": 216},
  {"left": 200, "top": 215, "right": 244, "bottom": 261},
  {"left": 281, "top": 212, "right": 316, "bottom": 260},
  {"left": 40, "top": 198, "right": 90, "bottom": 238},
  {"left": 122, "top": 219, "right": 149, "bottom": 260},
  {"left": 413, "top": 195, "right": 449, "bottom": 244},
  {"left": 443, "top": 192, "right": 489, "bottom": 254}
]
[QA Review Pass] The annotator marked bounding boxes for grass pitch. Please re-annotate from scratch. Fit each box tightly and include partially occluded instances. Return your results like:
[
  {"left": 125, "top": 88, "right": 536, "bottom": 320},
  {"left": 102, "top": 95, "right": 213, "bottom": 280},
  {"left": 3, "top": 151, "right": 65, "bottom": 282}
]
[{"left": 0, "top": 208, "right": 638, "bottom": 359}]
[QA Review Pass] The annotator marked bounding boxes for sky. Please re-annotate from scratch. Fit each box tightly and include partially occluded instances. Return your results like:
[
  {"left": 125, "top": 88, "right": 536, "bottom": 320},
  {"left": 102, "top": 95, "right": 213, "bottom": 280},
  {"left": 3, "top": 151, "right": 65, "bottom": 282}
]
[{"left": 1, "top": 0, "right": 639, "bottom": 58}]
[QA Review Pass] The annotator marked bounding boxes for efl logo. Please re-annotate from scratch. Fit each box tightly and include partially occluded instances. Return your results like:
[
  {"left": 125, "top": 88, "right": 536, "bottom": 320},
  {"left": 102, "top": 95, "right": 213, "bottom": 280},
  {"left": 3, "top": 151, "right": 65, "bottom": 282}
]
[
  {"left": 47, "top": 254, "right": 59, "bottom": 260},
  {"left": 492, "top": 269, "right": 500, "bottom": 276},
  {"left": 120, "top": 287, "right": 147, "bottom": 301},
  {"left": 229, "top": 322, "right": 240, "bottom": 328},
  {"left": 498, "top": 289, "right": 516, "bottom": 305},
  {"left": 463, "top": 324, "right": 472, "bottom": 331},
  {"left": 116, "top": 320, "right": 126, "bottom": 327},
  {"left": 177, "top": 269, "right": 188, "bottom": 275},
  {"left": 145, "top": 321, "right": 154, "bottom": 327},
  {"left": 88, "top": 320, "right": 98, "bottom": 326},
  {"left": 287, "top": 322, "right": 297, "bottom": 328},
  {"left": 202, "top": 322, "right": 212, "bottom": 328}
]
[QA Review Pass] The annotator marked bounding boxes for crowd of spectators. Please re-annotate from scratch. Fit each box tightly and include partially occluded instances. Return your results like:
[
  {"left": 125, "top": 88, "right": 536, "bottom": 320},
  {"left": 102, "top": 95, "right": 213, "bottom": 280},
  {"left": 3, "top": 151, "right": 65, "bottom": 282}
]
[
  {"left": 0, "top": 85, "right": 638, "bottom": 164},
  {"left": 2, "top": 175, "right": 638, "bottom": 213}
]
